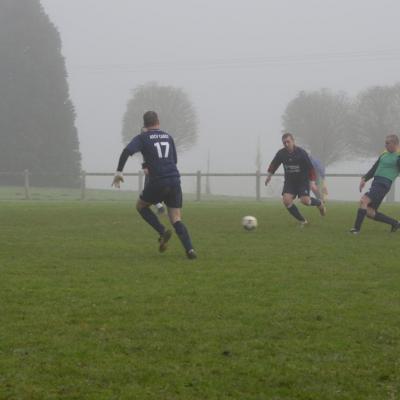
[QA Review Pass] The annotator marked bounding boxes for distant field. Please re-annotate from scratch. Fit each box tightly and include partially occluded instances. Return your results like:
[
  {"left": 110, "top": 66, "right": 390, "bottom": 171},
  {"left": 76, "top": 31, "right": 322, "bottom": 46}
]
[
  {"left": 1, "top": 200, "right": 400, "bottom": 399},
  {"left": 0, "top": 185, "right": 259, "bottom": 202}
]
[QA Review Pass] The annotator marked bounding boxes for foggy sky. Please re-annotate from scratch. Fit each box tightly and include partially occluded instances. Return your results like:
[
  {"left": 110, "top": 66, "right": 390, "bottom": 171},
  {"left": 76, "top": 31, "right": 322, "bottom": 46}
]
[{"left": 40, "top": 0, "right": 400, "bottom": 174}]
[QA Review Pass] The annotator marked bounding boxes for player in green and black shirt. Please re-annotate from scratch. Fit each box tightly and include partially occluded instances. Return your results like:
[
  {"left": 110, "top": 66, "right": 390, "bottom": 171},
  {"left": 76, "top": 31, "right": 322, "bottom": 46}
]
[{"left": 350, "top": 134, "right": 400, "bottom": 234}]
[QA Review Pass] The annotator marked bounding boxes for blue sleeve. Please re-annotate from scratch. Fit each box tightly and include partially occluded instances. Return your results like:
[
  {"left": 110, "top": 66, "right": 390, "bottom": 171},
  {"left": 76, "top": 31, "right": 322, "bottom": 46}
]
[
  {"left": 313, "top": 158, "right": 325, "bottom": 178},
  {"left": 125, "top": 135, "right": 143, "bottom": 155},
  {"left": 302, "top": 150, "right": 317, "bottom": 181}
]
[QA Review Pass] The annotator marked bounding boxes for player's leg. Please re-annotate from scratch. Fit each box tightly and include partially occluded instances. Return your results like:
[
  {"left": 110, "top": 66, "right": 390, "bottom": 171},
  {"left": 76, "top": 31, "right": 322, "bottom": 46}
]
[
  {"left": 136, "top": 198, "right": 167, "bottom": 236},
  {"left": 282, "top": 192, "right": 306, "bottom": 223},
  {"left": 300, "top": 195, "right": 321, "bottom": 206},
  {"left": 300, "top": 180, "right": 326, "bottom": 216},
  {"left": 312, "top": 177, "right": 321, "bottom": 199},
  {"left": 368, "top": 204, "right": 399, "bottom": 231},
  {"left": 167, "top": 208, "right": 196, "bottom": 258},
  {"left": 300, "top": 194, "right": 326, "bottom": 216},
  {"left": 144, "top": 173, "right": 165, "bottom": 215},
  {"left": 350, "top": 194, "right": 370, "bottom": 233},
  {"left": 155, "top": 202, "right": 165, "bottom": 214},
  {"left": 165, "top": 182, "right": 196, "bottom": 259},
  {"left": 369, "top": 184, "right": 399, "bottom": 231},
  {"left": 353, "top": 181, "right": 398, "bottom": 233},
  {"left": 136, "top": 181, "right": 172, "bottom": 250}
]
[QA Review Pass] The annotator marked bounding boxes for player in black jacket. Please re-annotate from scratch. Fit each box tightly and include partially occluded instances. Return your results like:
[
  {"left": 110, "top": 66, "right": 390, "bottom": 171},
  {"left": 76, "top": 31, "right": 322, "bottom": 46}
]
[
  {"left": 112, "top": 111, "right": 196, "bottom": 259},
  {"left": 265, "top": 133, "right": 326, "bottom": 225}
]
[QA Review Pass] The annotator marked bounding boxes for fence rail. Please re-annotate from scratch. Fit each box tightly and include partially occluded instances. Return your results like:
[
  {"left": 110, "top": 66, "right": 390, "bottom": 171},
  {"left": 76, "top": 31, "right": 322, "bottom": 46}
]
[{"left": 0, "top": 170, "right": 397, "bottom": 202}]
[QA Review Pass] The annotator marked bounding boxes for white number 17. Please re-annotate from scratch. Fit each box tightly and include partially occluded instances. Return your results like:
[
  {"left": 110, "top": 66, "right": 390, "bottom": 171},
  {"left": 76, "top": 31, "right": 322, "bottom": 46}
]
[{"left": 154, "top": 142, "right": 170, "bottom": 158}]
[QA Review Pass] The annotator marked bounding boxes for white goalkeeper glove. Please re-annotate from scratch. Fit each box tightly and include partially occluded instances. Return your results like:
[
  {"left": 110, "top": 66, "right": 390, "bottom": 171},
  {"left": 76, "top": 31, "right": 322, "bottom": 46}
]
[{"left": 112, "top": 171, "right": 124, "bottom": 188}]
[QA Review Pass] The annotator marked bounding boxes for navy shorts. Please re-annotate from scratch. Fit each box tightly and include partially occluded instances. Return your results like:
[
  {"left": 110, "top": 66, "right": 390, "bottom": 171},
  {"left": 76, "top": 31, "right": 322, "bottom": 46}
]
[
  {"left": 282, "top": 180, "right": 310, "bottom": 198},
  {"left": 140, "top": 177, "right": 182, "bottom": 208},
  {"left": 365, "top": 178, "right": 391, "bottom": 210}
]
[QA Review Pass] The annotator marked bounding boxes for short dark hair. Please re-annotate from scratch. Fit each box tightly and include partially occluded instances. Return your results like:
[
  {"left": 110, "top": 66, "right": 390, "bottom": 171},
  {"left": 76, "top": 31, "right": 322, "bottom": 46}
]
[
  {"left": 282, "top": 132, "right": 294, "bottom": 141},
  {"left": 143, "top": 111, "right": 159, "bottom": 128},
  {"left": 386, "top": 134, "right": 399, "bottom": 145}
]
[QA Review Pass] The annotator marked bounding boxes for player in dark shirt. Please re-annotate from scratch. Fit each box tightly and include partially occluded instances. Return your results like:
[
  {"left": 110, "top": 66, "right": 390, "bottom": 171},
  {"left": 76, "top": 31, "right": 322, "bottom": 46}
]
[
  {"left": 265, "top": 133, "right": 326, "bottom": 225},
  {"left": 112, "top": 111, "right": 196, "bottom": 259}
]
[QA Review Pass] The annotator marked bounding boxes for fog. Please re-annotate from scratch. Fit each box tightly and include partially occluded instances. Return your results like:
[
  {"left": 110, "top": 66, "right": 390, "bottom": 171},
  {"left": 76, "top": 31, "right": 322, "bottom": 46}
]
[{"left": 41, "top": 0, "right": 400, "bottom": 180}]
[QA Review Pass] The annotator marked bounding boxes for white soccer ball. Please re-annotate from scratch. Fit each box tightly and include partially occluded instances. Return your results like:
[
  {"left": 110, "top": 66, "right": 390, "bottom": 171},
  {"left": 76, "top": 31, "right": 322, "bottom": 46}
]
[{"left": 242, "top": 216, "right": 258, "bottom": 231}]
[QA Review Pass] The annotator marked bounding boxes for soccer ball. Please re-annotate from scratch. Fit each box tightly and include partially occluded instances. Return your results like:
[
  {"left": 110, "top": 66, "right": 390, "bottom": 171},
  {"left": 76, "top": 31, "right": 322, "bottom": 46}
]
[{"left": 242, "top": 216, "right": 258, "bottom": 231}]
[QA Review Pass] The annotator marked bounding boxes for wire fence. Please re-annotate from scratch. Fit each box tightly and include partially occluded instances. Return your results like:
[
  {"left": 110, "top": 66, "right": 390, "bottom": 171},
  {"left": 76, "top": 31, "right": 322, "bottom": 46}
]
[{"left": 0, "top": 170, "right": 398, "bottom": 202}]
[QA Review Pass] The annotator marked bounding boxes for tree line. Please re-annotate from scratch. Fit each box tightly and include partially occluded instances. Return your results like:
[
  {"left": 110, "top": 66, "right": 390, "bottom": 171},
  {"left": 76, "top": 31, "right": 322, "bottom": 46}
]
[
  {"left": 1, "top": 1, "right": 399, "bottom": 188},
  {"left": 282, "top": 84, "right": 400, "bottom": 165}
]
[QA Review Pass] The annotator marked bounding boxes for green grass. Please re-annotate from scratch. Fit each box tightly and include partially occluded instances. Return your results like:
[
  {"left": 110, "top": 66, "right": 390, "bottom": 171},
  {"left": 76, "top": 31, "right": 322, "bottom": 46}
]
[{"left": 1, "top": 200, "right": 400, "bottom": 399}]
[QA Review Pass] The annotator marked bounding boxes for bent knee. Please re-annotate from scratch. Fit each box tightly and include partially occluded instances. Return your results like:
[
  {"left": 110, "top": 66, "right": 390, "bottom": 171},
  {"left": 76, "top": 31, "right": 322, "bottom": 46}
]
[
  {"left": 359, "top": 196, "right": 370, "bottom": 208},
  {"left": 168, "top": 207, "right": 181, "bottom": 224},
  {"left": 283, "top": 200, "right": 292, "bottom": 207},
  {"left": 136, "top": 200, "right": 148, "bottom": 212},
  {"left": 282, "top": 197, "right": 292, "bottom": 207},
  {"left": 300, "top": 197, "right": 310, "bottom": 206}
]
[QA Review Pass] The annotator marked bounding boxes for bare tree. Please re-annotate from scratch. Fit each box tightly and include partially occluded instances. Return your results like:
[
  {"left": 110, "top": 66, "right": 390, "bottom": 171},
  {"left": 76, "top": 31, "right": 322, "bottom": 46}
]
[
  {"left": 122, "top": 82, "right": 198, "bottom": 151},
  {"left": 282, "top": 89, "right": 352, "bottom": 165},
  {"left": 351, "top": 83, "right": 400, "bottom": 156}
]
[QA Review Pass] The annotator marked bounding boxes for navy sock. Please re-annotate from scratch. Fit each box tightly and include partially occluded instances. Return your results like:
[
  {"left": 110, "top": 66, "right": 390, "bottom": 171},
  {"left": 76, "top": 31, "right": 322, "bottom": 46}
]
[
  {"left": 354, "top": 208, "right": 367, "bottom": 231},
  {"left": 310, "top": 197, "right": 321, "bottom": 207},
  {"left": 374, "top": 212, "right": 397, "bottom": 226},
  {"left": 287, "top": 204, "right": 306, "bottom": 222},
  {"left": 173, "top": 221, "right": 193, "bottom": 252},
  {"left": 138, "top": 207, "right": 165, "bottom": 235}
]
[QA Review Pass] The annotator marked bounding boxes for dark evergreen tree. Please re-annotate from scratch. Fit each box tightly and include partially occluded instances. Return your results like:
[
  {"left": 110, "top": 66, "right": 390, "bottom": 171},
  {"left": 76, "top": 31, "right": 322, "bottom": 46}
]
[
  {"left": 0, "top": 0, "right": 81, "bottom": 186},
  {"left": 122, "top": 82, "right": 198, "bottom": 151}
]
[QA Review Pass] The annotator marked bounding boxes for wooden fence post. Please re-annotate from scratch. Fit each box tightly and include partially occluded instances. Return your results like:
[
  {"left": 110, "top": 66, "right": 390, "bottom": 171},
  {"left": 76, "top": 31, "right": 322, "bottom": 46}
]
[
  {"left": 80, "top": 171, "right": 86, "bottom": 200},
  {"left": 24, "top": 169, "right": 31, "bottom": 200},
  {"left": 196, "top": 170, "right": 202, "bottom": 201},
  {"left": 256, "top": 170, "right": 261, "bottom": 201}
]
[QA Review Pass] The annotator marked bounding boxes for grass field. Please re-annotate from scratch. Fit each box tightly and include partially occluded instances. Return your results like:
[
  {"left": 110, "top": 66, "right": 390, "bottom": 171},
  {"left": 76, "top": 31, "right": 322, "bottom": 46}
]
[{"left": 1, "top": 200, "right": 400, "bottom": 399}]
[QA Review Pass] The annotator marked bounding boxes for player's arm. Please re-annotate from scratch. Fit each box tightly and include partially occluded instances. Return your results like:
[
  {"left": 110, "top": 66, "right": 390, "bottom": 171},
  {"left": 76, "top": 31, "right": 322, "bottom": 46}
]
[
  {"left": 142, "top": 162, "right": 149, "bottom": 176},
  {"left": 302, "top": 149, "right": 318, "bottom": 186},
  {"left": 265, "top": 151, "right": 282, "bottom": 185},
  {"left": 302, "top": 151, "right": 317, "bottom": 182},
  {"left": 302, "top": 151, "right": 320, "bottom": 196},
  {"left": 363, "top": 157, "right": 380, "bottom": 182},
  {"left": 112, "top": 136, "right": 142, "bottom": 188},
  {"left": 359, "top": 156, "right": 380, "bottom": 192},
  {"left": 316, "top": 160, "right": 326, "bottom": 179},
  {"left": 112, "top": 148, "right": 130, "bottom": 188},
  {"left": 171, "top": 138, "right": 178, "bottom": 164}
]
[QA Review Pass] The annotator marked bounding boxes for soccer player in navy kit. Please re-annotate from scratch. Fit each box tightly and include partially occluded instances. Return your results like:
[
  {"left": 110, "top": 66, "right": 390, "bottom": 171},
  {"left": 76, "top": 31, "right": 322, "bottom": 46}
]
[
  {"left": 265, "top": 133, "right": 326, "bottom": 225},
  {"left": 140, "top": 126, "right": 165, "bottom": 215},
  {"left": 112, "top": 111, "right": 196, "bottom": 259}
]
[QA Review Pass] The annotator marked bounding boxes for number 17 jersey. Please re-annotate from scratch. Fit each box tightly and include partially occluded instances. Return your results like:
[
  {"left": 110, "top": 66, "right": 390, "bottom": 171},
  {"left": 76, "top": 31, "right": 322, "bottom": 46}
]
[{"left": 125, "top": 129, "right": 180, "bottom": 181}]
